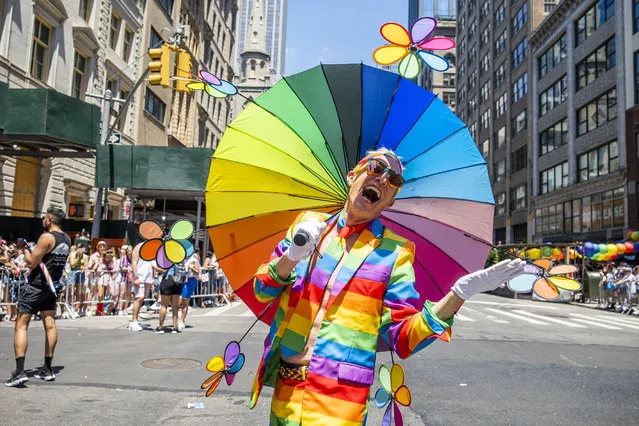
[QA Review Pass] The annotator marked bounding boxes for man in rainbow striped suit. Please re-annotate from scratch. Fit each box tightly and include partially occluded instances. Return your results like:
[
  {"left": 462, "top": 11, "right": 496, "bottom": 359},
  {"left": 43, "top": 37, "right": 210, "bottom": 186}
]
[{"left": 251, "top": 149, "right": 525, "bottom": 425}]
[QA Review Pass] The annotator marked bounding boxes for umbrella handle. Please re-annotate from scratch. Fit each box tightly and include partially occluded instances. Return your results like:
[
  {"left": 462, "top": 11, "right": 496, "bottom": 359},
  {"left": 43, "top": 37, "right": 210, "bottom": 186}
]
[{"left": 292, "top": 233, "right": 323, "bottom": 259}]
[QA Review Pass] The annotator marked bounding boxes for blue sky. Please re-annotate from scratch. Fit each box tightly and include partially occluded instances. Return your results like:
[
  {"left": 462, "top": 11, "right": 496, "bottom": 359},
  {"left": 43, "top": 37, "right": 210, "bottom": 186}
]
[{"left": 284, "top": 0, "right": 408, "bottom": 75}]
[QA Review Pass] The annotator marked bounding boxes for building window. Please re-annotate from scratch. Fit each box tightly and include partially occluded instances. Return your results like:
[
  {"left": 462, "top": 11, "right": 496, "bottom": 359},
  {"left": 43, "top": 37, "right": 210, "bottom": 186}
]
[
  {"left": 512, "top": 38, "right": 528, "bottom": 70},
  {"left": 576, "top": 36, "right": 616, "bottom": 91},
  {"left": 539, "top": 75, "right": 567, "bottom": 116},
  {"left": 495, "top": 126, "right": 506, "bottom": 149},
  {"left": 458, "top": 85, "right": 465, "bottom": 104},
  {"left": 495, "top": 31, "right": 507, "bottom": 56},
  {"left": 149, "top": 28, "right": 163, "bottom": 49},
  {"left": 468, "top": 20, "right": 477, "bottom": 39},
  {"left": 442, "top": 92, "right": 456, "bottom": 108},
  {"left": 544, "top": 0, "right": 557, "bottom": 14},
  {"left": 443, "top": 73, "right": 455, "bottom": 86},
  {"left": 496, "top": 192, "right": 506, "bottom": 215},
  {"left": 512, "top": 110, "right": 527, "bottom": 137},
  {"left": 495, "top": 93, "right": 507, "bottom": 118},
  {"left": 538, "top": 33, "right": 566, "bottom": 78},
  {"left": 480, "top": 139, "right": 489, "bottom": 158},
  {"left": 159, "top": 0, "right": 174, "bottom": 14},
  {"left": 511, "top": 147, "right": 526, "bottom": 173},
  {"left": 110, "top": 13, "right": 121, "bottom": 50},
  {"left": 79, "top": 0, "right": 92, "bottom": 21},
  {"left": 480, "top": 1, "right": 490, "bottom": 22},
  {"left": 511, "top": 185, "right": 526, "bottom": 211},
  {"left": 495, "top": 3, "right": 505, "bottom": 25},
  {"left": 539, "top": 118, "right": 568, "bottom": 156},
  {"left": 634, "top": 0, "right": 639, "bottom": 34},
  {"left": 480, "top": 55, "right": 490, "bottom": 74},
  {"left": 540, "top": 162, "right": 568, "bottom": 195},
  {"left": 73, "top": 51, "right": 87, "bottom": 100},
  {"left": 512, "top": 73, "right": 528, "bottom": 103},
  {"left": 469, "top": 44, "right": 477, "bottom": 64},
  {"left": 578, "top": 140, "right": 618, "bottom": 182},
  {"left": 31, "top": 17, "right": 51, "bottom": 81},
  {"left": 495, "top": 62, "right": 506, "bottom": 88},
  {"left": 635, "top": 51, "right": 639, "bottom": 105},
  {"left": 480, "top": 81, "right": 490, "bottom": 103},
  {"left": 444, "top": 53, "right": 456, "bottom": 66},
  {"left": 495, "top": 160, "right": 506, "bottom": 183},
  {"left": 480, "top": 109, "right": 490, "bottom": 131},
  {"left": 122, "top": 26, "right": 134, "bottom": 61},
  {"left": 575, "top": 0, "right": 615, "bottom": 46},
  {"left": 480, "top": 26, "right": 490, "bottom": 47},
  {"left": 469, "top": 122, "right": 477, "bottom": 139},
  {"left": 577, "top": 88, "right": 617, "bottom": 136},
  {"left": 144, "top": 89, "right": 166, "bottom": 122},
  {"left": 468, "top": 95, "right": 476, "bottom": 116},
  {"left": 512, "top": 3, "right": 528, "bottom": 35}
]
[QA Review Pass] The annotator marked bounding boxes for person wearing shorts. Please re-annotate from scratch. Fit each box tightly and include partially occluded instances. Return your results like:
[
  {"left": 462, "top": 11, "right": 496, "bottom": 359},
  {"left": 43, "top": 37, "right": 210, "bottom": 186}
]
[
  {"left": 178, "top": 250, "right": 200, "bottom": 331},
  {"left": 129, "top": 242, "right": 155, "bottom": 331},
  {"left": 6, "top": 207, "right": 70, "bottom": 387},
  {"left": 155, "top": 263, "right": 185, "bottom": 333}
]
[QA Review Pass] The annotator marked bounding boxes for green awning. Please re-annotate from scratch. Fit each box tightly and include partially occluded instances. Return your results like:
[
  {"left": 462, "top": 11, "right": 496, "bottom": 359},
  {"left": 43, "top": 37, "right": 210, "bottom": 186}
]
[
  {"left": 0, "top": 85, "right": 99, "bottom": 149},
  {"left": 96, "top": 145, "right": 213, "bottom": 191}
]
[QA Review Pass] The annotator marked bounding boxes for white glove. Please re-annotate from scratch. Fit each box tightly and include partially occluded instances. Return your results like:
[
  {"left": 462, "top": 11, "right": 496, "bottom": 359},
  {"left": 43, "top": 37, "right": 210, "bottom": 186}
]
[
  {"left": 284, "top": 219, "right": 327, "bottom": 262},
  {"left": 452, "top": 259, "right": 526, "bottom": 300}
]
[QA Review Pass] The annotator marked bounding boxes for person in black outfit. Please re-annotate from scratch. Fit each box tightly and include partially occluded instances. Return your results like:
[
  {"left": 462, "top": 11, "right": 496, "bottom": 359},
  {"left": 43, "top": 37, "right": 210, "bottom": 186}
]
[{"left": 6, "top": 207, "right": 70, "bottom": 387}]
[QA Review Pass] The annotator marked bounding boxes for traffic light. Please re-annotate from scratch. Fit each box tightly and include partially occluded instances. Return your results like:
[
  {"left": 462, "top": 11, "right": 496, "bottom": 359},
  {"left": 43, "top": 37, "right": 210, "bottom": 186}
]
[
  {"left": 175, "top": 49, "right": 192, "bottom": 92},
  {"left": 148, "top": 44, "right": 171, "bottom": 87}
]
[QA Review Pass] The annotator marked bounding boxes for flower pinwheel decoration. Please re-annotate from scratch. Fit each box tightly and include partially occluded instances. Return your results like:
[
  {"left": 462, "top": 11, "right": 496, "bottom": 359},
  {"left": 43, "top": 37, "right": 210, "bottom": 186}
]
[
  {"left": 201, "top": 341, "right": 245, "bottom": 396},
  {"left": 138, "top": 220, "right": 194, "bottom": 269},
  {"left": 186, "top": 70, "right": 238, "bottom": 98},
  {"left": 373, "top": 17, "right": 455, "bottom": 79},
  {"left": 507, "top": 259, "right": 582, "bottom": 301},
  {"left": 374, "top": 364, "right": 412, "bottom": 426}
]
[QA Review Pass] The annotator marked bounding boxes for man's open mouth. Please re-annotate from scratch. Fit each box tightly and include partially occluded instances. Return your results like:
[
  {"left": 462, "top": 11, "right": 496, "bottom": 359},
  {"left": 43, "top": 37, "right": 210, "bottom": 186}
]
[{"left": 362, "top": 185, "right": 381, "bottom": 203}]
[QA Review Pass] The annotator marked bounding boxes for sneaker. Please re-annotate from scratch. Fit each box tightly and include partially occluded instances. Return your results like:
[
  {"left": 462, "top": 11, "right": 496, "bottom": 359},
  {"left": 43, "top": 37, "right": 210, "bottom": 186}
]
[
  {"left": 171, "top": 328, "right": 178, "bottom": 334},
  {"left": 5, "top": 370, "right": 28, "bottom": 387},
  {"left": 118, "top": 311, "right": 124, "bottom": 316},
  {"left": 33, "top": 366, "right": 55, "bottom": 382},
  {"left": 177, "top": 322, "right": 185, "bottom": 332},
  {"left": 154, "top": 327, "right": 165, "bottom": 334},
  {"left": 150, "top": 302, "right": 161, "bottom": 312},
  {"left": 129, "top": 321, "right": 143, "bottom": 331}
]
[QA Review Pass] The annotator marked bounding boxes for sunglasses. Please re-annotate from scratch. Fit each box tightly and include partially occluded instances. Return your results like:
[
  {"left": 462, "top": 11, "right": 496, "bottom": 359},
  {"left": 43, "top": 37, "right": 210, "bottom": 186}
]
[{"left": 365, "top": 158, "right": 405, "bottom": 189}]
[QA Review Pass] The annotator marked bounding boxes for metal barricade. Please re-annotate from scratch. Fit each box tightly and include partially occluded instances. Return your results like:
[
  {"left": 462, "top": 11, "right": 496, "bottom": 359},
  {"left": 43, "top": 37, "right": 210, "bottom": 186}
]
[
  {"left": 188, "top": 268, "right": 232, "bottom": 307},
  {"left": 0, "top": 266, "right": 75, "bottom": 321}
]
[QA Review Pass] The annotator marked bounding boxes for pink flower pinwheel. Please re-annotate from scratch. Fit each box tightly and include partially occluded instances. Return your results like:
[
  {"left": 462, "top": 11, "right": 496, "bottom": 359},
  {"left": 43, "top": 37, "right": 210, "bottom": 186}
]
[{"left": 373, "top": 17, "right": 455, "bottom": 79}]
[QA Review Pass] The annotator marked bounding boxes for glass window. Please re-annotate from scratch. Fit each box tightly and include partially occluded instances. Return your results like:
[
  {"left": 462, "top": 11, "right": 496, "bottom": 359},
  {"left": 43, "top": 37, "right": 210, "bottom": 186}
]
[
  {"left": 540, "top": 119, "right": 567, "bottom": 156},
  {"left": 495, "top": 126, "right": 506, "bottom": 149},
  {"left": 145, "top": 89, "right": 166, "bottom": 122},
  {"left": 540, "top": 75, "right": 567, "bottom": 116},
  {"left": 513, "top": 110, "right": 527, "bottom": 137},
  {"left": 110, "top": 13, "right": 121, "bottom": 50},
  {"left": 123, "top": 26, "right": 134, "bottom": 61},
  {"left": 512, "top": 73, "right": 528, "bottom": 103},
  {"left": 538, "top": 33, "right": 567, "bottom": 78},
  {"left": 496, "top": 192, "right": 506, "bottom": 215},
  {"left": 540, "top": 162, "right": 568, "bottom": 194},
  {"left": 578, "top": 140, "right": 619, "bottom": 182},
  {"left": 575, "top": 0, "right": 615, "bottom": 46},
  {"left": 634, "top": 0, "right": 639, "bottom": 34},
  {"left": 576, "top": 36, "right": 615, "bottom": 91},
  {"left": 577, "top": 88, "right": 617, "bottom": 136},
  {"left": 159, "top": 0, "right": 174, "bottom": 14},
  {"left": 31, "top": 17, "right": 51, "bottom": 81},
  {"left": 495, "top": 159, "right": 506, "bottom": 182},
  {"left": 73, "top": 51, "right": 87, "bottom": 100},
  {"left": 512, "top": 3, "right": 528, "bottom": 34},
  {"left": 512, "top": 38, "right": 528, "bottom": 70},
  {"left": 79, "top": 0, "right": 92, "bottom": 21}
]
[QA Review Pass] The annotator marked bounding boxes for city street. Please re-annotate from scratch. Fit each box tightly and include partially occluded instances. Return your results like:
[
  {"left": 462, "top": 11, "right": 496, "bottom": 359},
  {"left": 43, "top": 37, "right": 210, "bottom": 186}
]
[{"left": 1, "top": 294, "right": 638, "bottom": 425}]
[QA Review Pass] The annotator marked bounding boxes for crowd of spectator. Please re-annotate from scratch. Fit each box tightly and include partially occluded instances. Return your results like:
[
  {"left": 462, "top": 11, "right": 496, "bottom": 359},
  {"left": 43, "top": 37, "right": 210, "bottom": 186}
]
[
  {"left": 597, "top": 262, "right": 639, "bottom": 315},
  {"left": 0, "top": 235, "right": 231, "bottom": 330}
]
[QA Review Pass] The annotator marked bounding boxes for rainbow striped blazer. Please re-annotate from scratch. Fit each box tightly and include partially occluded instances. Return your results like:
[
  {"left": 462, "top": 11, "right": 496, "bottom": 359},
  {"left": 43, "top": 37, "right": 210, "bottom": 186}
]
[{"left": 250, "top": 211, "right": 454, "bottom": 425}]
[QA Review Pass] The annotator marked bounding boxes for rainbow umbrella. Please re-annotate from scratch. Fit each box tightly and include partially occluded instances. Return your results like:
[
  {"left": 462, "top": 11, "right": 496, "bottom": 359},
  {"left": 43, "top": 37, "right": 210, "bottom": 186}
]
[{"left": 206, "top": 63, "right": 494, "bottom": 323}]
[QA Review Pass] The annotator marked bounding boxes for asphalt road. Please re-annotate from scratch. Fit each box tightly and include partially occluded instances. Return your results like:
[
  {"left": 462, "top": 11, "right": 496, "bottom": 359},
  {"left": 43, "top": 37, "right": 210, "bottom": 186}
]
[{"left": 0, "top": 294, "right": 638, "bottom": 425}]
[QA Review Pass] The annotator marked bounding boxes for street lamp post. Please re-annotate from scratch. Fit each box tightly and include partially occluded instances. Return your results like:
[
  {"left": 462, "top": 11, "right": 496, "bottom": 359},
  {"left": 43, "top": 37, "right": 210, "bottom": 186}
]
[{"left": 90, "top": 89, "right": 113, "bottom": 241}]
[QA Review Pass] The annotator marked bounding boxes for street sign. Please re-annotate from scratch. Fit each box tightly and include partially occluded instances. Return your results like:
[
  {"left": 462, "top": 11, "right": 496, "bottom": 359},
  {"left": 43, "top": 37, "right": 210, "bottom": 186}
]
[{"left": 108, "top": 133, "right": 121, "bottom": 144}]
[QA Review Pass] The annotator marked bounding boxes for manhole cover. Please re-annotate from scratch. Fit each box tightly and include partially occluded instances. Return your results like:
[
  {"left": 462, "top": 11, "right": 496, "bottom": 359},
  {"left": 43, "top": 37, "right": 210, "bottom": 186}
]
[{"left": 141, "top": 358, "right": 202, "bottom": 370}]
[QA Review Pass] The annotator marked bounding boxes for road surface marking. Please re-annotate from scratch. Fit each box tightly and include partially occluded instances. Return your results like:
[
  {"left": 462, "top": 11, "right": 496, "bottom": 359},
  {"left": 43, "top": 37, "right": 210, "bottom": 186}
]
[
  {"left": 462, "top": 306, "right": 510, "bottom": 323},
  {"left": 455, "top": 313, "right": 476, "bottom": 322},
  {"left": 466, "top": 301, "right": 558, "bottom": 309},
  {"left": 511, "top": 309, "right": 586, "bottom": 328},
  {"left": 569, "top": 315, "right": 622, "bottom": 329},
  {"left": 203, "top": 302, "right": 242, "bottom": 316},
  {"left": 590, "top": 315, "right": 639, "bottom": 330},
  {"left": 593, "top": 315, "right": 639, "bottom": 326},
  {"left": 558, "top": 353, "right": 586, "bottom": 367},
  {"left": 484, "top": 308, "right": 549, "bottom": 325}
]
